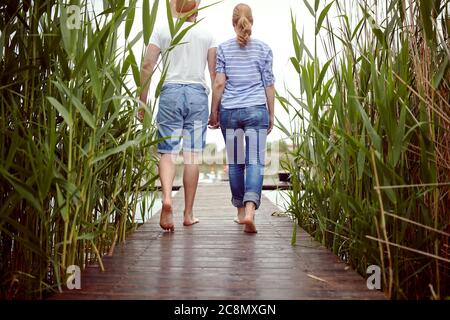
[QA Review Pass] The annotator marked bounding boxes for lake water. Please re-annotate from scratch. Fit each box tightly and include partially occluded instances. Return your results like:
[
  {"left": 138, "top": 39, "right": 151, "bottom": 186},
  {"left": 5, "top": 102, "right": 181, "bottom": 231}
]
[
  {"left": 262, "top": 189, "right": 291, "bottom": 212},
  {"left": 134, "top": 182, "right": 291, "bottom": 223}
]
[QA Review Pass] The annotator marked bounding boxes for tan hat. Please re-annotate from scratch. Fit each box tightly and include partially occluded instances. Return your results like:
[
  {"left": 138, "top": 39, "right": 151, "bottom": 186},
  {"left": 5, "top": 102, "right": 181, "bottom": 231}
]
[{"left": 175, "top": 0, "right": 197, "bottom": 13}]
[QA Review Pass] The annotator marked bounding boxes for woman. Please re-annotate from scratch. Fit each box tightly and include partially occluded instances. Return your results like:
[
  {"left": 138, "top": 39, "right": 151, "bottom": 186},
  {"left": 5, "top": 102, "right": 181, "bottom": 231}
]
[{"left": 209, "top": 3, "right": 275, "bottom": 233}]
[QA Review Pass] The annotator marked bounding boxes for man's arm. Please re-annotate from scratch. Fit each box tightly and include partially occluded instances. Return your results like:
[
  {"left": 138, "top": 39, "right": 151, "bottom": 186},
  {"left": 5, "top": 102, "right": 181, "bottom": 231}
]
[
  {"left": 139, "top": 44, "right": 161, "bottom": 103},
  {"left": 207, "top": 47, "right": 217, "bottom": 87},
  {"left": 265, "top": 85, "right": 275, "bottom": 134},
  {"left": 137, "top": 44, "right": 160, "bottom": 121}
]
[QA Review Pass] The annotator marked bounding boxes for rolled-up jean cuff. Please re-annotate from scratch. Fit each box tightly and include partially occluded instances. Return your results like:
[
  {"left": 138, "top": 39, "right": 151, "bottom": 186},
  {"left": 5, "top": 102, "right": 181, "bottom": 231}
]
[
  {"left": 243, "top": 192, "right": 261, "bottom": 210},
  {"left": 231, "top": 197, "right": 244, "bottom": 208},
  {"left": 158, "top": 149, "right": 180, "bottom": 154}
]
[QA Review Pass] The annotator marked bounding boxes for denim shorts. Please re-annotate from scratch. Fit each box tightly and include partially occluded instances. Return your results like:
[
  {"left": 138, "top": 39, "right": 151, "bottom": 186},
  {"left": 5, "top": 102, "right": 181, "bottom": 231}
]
[{"left": 156, "top": 83, "right": 209, "bottom": 154}]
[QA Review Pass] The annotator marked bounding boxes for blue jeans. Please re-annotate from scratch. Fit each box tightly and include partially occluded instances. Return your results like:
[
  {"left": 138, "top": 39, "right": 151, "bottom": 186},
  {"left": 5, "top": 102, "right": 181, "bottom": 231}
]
[
  {"left": 220, "top": 105, "right": 269, "bottom": 210},
  {"left": 157, "top": 83, "right": 209, "bottom": 153}
]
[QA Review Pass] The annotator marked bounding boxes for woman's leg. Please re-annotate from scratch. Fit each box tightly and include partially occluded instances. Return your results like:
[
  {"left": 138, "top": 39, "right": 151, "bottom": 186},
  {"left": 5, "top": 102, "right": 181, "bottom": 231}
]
[
  {"left": 241, "top": 131, "right": 266, "bottom": 233},
  {"left": 243, "top": 129, "right": 267, "bottom": 208},
  {"left": 234, "top": 207, "right": 246, "bottom": 224},
  {"left": 241, "top": 106, "right": 269, "bottom": 233},
  {"left": 227, "top": 162, "right": 245, "bottom": 209},
  {"left": 220, "top": 109, "right": 245, "bottom": 213}
]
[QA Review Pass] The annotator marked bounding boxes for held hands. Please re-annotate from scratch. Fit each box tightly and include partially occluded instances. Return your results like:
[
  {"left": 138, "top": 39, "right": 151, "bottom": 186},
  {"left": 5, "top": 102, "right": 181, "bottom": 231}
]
[
  {"left": 208, "top": 110, "right": 220, "bottom": 129},
  {"left": 137, "top": 99, "right": 146, "bottom": 122},
  {"left": 208, "top": 110, "right": 274, "bottom": 133}
]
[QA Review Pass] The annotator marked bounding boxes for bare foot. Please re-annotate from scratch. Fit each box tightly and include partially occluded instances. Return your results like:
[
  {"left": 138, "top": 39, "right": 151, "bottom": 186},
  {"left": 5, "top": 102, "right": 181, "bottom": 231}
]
[
  {"left": 233, "top": 208, "right": 245, "bottom": 224},
  {"left": 183, "top": 211, "right": 200, "bottom": 226},
  {"left": 160, "top": 201, "right": 174, "bottom": 232},
  {"left": 242, "top": 214, "right": 257, "bottom": 233},
  {"left": 242, "top": 203, "right": 257, "bottom": 233}
]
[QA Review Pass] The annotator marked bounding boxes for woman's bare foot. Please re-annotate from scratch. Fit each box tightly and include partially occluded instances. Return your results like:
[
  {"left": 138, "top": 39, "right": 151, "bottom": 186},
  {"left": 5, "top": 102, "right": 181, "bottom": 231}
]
[
  {"left": 183, "top": 211, "right": 200, "bottom": 226},
  {"left": 242, "top": 214, "right": 257, "bottom": 233},
  {"left": 233, "top": 207, "right": 245, "bottom": 224},
  {"left": 242, "top": 202, "right": 257, "bottom": 233},
  {"left": 160, "top": 201, "right": 174, "bottom": 231}
]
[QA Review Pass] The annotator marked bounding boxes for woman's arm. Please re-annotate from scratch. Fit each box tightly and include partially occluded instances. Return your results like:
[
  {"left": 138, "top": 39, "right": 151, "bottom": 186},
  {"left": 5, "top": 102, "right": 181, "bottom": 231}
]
[
  {"left": 261, "top": 48, "right": 275, "bottom": 134},
  {"left": 208, "top": 73, "right": 226, "bottom": 129},
  {"left": 265, "top": 85, "right": 275, "bottom": 134}
]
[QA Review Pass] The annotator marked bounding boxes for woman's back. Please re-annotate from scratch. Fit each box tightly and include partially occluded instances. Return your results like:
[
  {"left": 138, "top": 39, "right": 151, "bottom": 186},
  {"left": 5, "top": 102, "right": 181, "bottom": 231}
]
[{"left": 217, "top": 38, "right": 273, "bottom": 109}]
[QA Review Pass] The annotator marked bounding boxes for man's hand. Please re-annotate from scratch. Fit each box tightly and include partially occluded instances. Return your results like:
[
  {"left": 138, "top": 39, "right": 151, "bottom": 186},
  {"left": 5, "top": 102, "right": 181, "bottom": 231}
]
[
  {"left": 208, "top": 111, "right": 220, "bottom": 129},
  {"left": 137, "top": 100, "right": 146, "bottom": 122},
  {"left": 268, "top": 114, "right": 274, "bottom": 135}
]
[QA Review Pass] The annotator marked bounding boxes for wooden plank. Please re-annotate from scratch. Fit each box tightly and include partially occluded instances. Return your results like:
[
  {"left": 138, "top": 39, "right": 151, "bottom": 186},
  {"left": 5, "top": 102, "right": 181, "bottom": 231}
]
[
  {"left": 50, "top": 183, "right": 385, "bottom": 300},
  {"left": 262, "top": 183, "right": 292, "bottom": 190}
]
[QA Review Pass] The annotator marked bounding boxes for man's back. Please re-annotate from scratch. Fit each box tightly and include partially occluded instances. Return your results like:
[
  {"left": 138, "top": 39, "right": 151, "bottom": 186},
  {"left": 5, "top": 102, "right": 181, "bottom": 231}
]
[{"left": 149, "top": 20, "right": 216, "bottom": 90}]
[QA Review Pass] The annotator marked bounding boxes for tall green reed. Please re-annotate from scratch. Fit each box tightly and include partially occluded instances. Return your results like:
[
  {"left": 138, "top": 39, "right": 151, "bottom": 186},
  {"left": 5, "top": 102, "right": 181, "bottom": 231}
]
[
  {"left": 279, "top": 0, "right": 450, "bottom": 299},
  {"left": 0, "top": 0, "right": 167, "bottom": 299}
]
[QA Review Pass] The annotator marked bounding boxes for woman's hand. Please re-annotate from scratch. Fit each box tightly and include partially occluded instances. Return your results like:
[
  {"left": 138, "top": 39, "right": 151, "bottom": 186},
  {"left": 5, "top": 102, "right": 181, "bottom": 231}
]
[
  {"left": 268, "top": 114, "right": 274, "bottom": 135},
  {"left": 208, "top": 111, "right": 220, "bottom": 129}
]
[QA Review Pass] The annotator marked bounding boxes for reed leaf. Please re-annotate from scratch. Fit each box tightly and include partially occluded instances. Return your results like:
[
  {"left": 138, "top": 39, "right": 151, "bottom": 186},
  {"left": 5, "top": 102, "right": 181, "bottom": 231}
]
[{"left": 280, "top": 0, "right": 450, "bottom": 299}]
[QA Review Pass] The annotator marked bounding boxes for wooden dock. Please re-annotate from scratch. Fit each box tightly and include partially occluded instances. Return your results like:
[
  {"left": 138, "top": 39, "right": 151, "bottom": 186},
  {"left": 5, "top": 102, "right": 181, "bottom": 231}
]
[{"left": 51, "top": 183, "right": 385, "bottom": 300}]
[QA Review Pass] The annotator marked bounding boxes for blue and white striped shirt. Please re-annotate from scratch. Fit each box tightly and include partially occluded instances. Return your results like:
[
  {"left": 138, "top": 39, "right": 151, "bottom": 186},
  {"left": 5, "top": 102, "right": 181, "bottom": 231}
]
[{"left": 216, "top": 38, "right": 274, "bottom": 109}]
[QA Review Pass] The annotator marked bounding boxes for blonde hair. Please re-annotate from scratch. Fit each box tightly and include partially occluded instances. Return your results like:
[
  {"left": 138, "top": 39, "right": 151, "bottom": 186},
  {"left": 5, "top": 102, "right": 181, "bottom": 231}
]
[
  {"left": 233, "top": 4, "right": 253, "bottom": 47},
  {"left": 174, "top": 0, "right": 199, "bottom": 14}
]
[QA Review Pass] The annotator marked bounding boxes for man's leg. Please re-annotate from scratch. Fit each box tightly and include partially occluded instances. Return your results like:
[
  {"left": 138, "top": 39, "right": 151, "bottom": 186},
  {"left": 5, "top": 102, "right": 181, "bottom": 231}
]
[
  {"left": 182, "top": 152, "right": 200, "bottom": 226},
  {"left": 155, "top": 83, "right": 184, "bottom": 231},
  {"left": 159, "top": 153, "right": 177, "bottom": 231},
  {"left": 182, "top": 84, "right": 209, "bottom": 226}
]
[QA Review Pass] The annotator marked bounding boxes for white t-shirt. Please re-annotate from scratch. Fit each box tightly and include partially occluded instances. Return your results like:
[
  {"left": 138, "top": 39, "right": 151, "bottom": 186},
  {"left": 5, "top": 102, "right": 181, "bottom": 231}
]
[{"left": 149, "top": 19, "right": 217, "bottom": 92}]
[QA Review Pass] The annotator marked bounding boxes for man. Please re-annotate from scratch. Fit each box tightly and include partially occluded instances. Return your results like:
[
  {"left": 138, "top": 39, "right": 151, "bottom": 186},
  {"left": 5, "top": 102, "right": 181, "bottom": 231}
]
[{"left": 138, "top": 0, "right": 217, "bottom": 231}]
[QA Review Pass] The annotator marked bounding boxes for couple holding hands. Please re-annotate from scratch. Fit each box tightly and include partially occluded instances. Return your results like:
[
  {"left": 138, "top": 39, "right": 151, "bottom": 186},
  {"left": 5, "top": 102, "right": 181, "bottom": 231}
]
[{"left": 138, "top": 0, "right": 275, "bottom": 234}]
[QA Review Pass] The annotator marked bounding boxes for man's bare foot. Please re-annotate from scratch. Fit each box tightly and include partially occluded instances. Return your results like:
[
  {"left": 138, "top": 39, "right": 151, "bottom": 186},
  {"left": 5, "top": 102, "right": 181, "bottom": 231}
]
[
  {"left": 242, "top": 214, "right": 257, "bottom": 233},
  {"left": 233, "top": 207, "right": 245, "bottom": 224},
  {"left": 160, "top": 201, "right": 174, "bottom": 231},
  {"left": 183, "top": 211, "right": 200, "bottom": 226}
]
